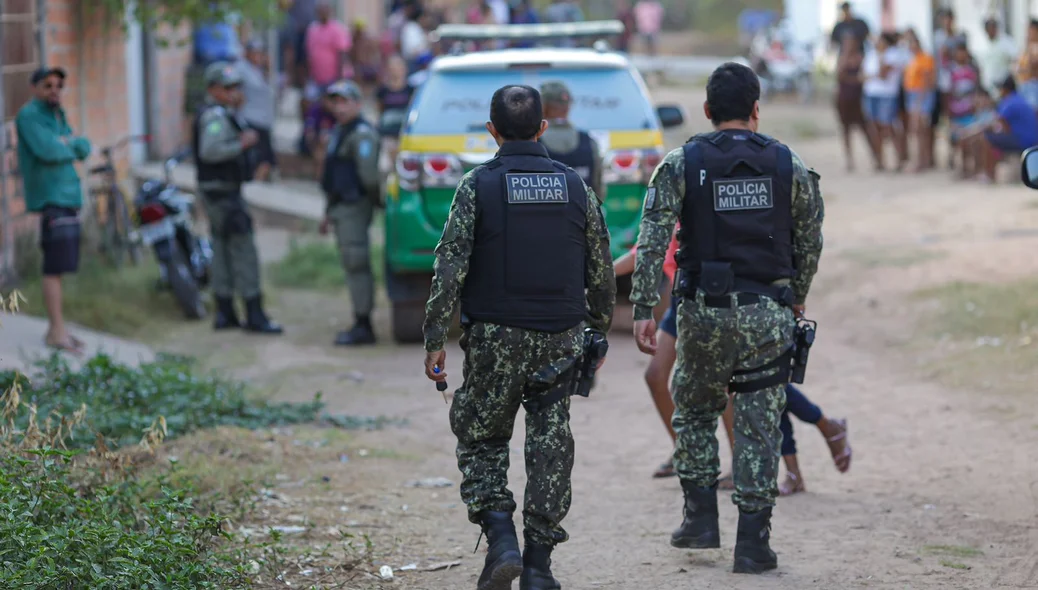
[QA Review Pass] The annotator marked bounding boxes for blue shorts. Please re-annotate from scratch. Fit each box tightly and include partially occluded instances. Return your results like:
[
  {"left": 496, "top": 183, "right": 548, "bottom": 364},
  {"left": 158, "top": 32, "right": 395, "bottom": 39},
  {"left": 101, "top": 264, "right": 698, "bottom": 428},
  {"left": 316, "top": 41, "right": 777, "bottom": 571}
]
[
  {"left": 863, "top": 95, "right": 899, "bottom": 124},
  {"left": 985, "top": 131, "right": 1024, "bottom": 154},
  {"left": 660, "top": 296, "right": 678, "bottom": 337},
  {"left": 906, "top": 90, "right": 936, "bottom": 115}
]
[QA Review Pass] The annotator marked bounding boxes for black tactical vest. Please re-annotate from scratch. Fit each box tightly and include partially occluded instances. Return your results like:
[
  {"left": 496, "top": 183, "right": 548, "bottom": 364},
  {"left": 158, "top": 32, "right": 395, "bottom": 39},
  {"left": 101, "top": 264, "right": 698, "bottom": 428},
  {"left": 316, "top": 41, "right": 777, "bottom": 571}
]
[
  {"left": 677, "top": 130, "right": 795, "bottom": 299},
  {"left": 321, "top": 117, "right": 368, "bottom": 205},
  {"left": 541, "top": 130, "right": 595, "bottom": 187},
  {"left": 193, "top": 104, "right": 246, "bottom": 186},
  {"left": 461, "top": 141, "right": 588, "bottom": 333}
]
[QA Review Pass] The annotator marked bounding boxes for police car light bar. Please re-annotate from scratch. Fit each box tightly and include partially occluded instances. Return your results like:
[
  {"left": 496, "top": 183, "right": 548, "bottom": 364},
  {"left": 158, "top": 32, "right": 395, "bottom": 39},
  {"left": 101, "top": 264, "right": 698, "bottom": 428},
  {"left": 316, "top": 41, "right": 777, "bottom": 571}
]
[{"left": 434, "top": 20, "right": 625, "bottom": 42}]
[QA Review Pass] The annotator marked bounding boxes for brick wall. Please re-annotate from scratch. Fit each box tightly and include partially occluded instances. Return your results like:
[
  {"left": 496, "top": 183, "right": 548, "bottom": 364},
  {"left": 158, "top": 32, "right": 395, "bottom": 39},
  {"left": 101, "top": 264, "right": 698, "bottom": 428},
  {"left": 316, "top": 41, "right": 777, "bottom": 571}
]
[
  {"left": 48, "top": 1, "right": 131, "bottom": 175},
  {"left": 149, "top": 25, "right": 194, "bottom": 158}
]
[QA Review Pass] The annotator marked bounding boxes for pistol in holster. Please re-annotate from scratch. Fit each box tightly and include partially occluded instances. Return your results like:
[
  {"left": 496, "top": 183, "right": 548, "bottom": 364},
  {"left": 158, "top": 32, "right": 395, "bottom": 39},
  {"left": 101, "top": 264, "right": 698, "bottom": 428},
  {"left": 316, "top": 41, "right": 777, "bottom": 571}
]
[
  {"left": 790, "top": 318, "right": 817, "bottom": 384},
  {"left": 570, "top": 328, "right": 609, "bottom": 399}
]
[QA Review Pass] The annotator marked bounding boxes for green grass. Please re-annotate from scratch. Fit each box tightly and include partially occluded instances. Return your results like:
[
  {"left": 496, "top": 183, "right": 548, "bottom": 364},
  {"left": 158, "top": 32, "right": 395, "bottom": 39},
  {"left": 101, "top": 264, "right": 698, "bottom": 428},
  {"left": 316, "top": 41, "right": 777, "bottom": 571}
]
[
  {"left": 267, "top": 237, "right": 384, "bottom": 291},
  {"left": 843, "top": 246, "right": 946, "bottom": 270},
  {"left": 924, "top": 544, "right": 985, "bottom": 558},
  {"left": 910, "top": 279, "right": 1038, "bottom": 394},
  {"left": 0, "top": 353, "right": 389, "bottom": 451},
  {"left": 914, "top": 279, "right": 1038, "bottom": 341},
  {"left": 16, "top": 258, "right": 189, "bottom": 338},
  {"left": 939, "top": 560, "right": 971, "bottom": 570}
]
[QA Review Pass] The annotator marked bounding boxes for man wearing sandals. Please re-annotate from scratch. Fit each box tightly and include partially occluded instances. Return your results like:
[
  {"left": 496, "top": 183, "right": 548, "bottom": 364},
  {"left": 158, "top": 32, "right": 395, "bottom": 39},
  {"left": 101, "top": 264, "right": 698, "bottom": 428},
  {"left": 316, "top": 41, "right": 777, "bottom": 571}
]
[
  {"left": 16, "top": 67, "right": 91, "bottom": 354},
  {"left": 631, "top": 62, "right": 824, "bottom": 574}
]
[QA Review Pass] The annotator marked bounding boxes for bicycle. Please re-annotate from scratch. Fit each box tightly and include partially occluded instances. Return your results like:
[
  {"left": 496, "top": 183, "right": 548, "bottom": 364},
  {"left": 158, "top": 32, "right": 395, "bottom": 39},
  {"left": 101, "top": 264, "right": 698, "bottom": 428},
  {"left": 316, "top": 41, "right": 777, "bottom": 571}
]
[{"left": 86, "top": 134, "right": 150, "bottom": 268}]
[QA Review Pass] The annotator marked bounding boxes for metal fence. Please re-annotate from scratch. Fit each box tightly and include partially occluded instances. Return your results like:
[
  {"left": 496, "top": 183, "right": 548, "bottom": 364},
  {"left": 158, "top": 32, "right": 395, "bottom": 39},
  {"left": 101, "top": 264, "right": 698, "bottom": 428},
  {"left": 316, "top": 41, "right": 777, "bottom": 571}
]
[{"left": 0, "top": 0, "right": 44, "bottom": 287}]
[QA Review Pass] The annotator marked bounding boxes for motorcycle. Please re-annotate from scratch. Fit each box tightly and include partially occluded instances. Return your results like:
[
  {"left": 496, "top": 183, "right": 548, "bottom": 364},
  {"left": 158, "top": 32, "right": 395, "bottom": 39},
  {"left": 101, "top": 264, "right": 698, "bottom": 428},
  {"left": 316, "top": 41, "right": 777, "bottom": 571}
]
[
  {"left": 132, "top": 148, "right": 212, "bottom": 320},
  {"left": 750, "top": 23, "right": 815, "bottom": 104}
]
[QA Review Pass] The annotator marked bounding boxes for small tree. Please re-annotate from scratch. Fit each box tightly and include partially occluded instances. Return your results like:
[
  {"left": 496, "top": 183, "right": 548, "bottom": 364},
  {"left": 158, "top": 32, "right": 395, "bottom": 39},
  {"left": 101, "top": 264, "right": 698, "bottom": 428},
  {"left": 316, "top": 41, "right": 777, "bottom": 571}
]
[{"left": 82, "top": 0, "right": 284, "bottom": 40}]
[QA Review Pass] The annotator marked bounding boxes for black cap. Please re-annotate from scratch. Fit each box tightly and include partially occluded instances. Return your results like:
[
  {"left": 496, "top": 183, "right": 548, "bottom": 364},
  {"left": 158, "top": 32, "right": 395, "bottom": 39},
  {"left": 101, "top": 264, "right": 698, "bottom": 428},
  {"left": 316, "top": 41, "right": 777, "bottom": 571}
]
[
  {"left": 31, "top": 67, "right": 66, "bottom": 85},
  {"left": 1000, "top": 74, "right": 1017, "bottom": 93}
]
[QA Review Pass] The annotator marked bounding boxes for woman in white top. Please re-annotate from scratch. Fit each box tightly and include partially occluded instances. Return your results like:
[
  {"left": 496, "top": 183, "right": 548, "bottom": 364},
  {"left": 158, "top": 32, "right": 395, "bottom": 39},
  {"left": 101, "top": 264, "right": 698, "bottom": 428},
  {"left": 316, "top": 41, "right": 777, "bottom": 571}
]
[{"left": 862, "top": 32, "right": 908, "bottom": 171}]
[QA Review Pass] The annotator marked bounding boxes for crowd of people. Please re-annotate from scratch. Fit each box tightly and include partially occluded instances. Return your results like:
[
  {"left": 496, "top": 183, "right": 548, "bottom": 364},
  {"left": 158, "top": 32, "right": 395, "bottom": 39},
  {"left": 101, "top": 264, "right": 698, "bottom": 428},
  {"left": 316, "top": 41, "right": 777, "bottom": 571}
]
[{"left": 832, "top": 3, "right": 1038, "bottom": 183}]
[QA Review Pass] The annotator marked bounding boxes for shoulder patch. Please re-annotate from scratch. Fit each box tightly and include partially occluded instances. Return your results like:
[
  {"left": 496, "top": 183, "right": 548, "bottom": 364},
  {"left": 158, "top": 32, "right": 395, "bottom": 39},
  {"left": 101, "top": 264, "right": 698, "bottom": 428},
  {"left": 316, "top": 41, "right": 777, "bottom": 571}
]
[
  {"left": 713, "top": 178, "right": 773, "bottom": 211},
  {"left": 506, "top": 173, "right": 569, "bottom": 204},
  {"left": 644, "top": 187, "right": 657, "bottom": 210},
  {"left": 357, "top": 138, "right": 374, "bottom": 159},
  {"left": 205, "top": 120, "right": 224, "bottom": 135}
]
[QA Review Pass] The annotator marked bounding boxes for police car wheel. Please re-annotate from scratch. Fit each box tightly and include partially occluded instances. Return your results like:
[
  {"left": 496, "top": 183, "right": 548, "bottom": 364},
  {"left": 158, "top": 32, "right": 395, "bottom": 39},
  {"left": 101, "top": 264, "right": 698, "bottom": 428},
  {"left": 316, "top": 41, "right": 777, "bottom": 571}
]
[{"left": 391, "top": 301, "right": 425, "bottom": 344}]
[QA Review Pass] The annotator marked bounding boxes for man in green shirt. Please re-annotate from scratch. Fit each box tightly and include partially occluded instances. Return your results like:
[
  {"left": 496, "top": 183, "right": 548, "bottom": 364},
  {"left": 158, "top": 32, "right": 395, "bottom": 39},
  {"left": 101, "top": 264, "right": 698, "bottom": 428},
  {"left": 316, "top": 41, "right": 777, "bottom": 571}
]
[{"left": 16, "top": 67, "right": 92, "bottom": 353}]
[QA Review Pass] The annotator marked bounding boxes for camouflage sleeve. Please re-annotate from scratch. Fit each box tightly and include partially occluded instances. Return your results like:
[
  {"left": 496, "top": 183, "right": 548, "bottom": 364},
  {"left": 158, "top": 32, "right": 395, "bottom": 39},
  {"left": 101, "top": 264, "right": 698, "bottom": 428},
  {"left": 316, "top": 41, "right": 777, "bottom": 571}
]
[
  {"left": 589, "top": 136, "right": 604, "bottom": 198},
  {"left": 583, "top": 184, "right": 616, "bottom": 333},
  {"left": 348, "top": 126, "right": 382, "bottom": 198},
  {"left": 788, "top": 149, "right": 824, "bottom": 305},
  {"left": 423, "top": 169, "right": 478, "bottom": 352},
  {"left": 630, "top": 148, "right": 684, "bottom": 321},
  {"left": 197, "top": 108, "right": 244, "bottom": 163}
]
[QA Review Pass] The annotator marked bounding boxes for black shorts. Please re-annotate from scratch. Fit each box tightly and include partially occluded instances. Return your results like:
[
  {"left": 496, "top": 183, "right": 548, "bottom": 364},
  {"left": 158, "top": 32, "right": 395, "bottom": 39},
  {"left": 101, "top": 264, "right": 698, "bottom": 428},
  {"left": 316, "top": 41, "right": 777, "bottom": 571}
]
[
  {"left": 39, "top": 206, "right": 81, "bottom": 276},
  {"left": 246, "top": 125, "right": 277, "bottom": 171}
]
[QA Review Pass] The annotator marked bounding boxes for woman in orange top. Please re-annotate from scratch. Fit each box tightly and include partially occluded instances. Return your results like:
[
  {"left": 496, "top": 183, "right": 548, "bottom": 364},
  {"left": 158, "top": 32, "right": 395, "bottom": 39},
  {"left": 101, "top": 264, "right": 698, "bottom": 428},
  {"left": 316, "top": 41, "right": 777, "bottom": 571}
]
[{"left": 902, "top": 29, "right": 937, "bottom": 170}]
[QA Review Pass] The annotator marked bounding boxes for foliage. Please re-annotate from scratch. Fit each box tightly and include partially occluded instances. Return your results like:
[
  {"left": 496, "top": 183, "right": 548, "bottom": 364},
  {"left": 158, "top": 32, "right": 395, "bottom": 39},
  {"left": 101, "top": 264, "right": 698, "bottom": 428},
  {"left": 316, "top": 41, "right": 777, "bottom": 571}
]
[
  {"left": 0, "top": 290, "right": 386, "bottom": 588},
  {"left": 81, "top": 0, "right": 283, "bottom": 41},
  {"left": 268, "top": 237, "right": 385, "bottom": 291},
  {"left": 0, "top": 352, "right": 396, "bottom": 451}
]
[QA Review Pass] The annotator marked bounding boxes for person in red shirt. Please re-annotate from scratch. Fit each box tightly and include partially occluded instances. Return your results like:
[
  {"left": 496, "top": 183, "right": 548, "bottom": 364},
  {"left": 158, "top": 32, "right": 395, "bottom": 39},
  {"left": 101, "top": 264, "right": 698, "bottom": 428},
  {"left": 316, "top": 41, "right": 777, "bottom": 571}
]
[{"left": 613, "top": 227, "right": 737, "bottom": 482}]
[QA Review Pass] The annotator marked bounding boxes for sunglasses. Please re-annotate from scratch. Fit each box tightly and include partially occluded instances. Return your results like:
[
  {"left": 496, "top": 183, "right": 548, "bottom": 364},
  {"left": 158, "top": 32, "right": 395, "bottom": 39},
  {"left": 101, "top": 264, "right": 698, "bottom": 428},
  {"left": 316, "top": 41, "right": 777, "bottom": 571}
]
[{"left": 41, "top": 82, "right": 64, "bottom": 90}]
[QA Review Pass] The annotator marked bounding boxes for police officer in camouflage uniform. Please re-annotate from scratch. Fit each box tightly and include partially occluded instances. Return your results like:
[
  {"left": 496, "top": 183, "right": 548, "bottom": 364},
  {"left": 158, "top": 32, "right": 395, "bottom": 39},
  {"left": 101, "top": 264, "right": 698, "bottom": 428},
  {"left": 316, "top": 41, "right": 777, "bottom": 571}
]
[
  {"left": 318, "top": 80, "right": 382, "bottom": 346},
  {"left": 631, "top": 63, "right": 824, "bottom": 574},
  {"left": 538, "top": 81, "right": 603, "bottom": 197},
  {"left": 423, "top": 85, "right": 615, "bottom": 590},
  {"left": 195, "top": 62, "right": 282, "bottom": 334}
]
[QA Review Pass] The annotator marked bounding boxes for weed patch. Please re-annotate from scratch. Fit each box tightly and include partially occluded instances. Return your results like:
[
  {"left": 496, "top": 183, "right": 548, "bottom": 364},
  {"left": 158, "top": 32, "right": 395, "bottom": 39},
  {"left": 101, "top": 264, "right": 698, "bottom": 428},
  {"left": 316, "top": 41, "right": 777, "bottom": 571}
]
[{"left": 268, "top": 237, "right": 385, "bottom": 292}]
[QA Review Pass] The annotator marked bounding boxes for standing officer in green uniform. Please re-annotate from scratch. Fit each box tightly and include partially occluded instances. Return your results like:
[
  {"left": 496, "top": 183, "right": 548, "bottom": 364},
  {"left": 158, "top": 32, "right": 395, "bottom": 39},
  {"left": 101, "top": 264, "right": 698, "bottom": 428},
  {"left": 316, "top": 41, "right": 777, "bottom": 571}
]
[
  {"left": 423, "top": 85, "right": 615, "bottom": 590},
  {"left": 538, "top": 80, "right": 602, "bottom": 196},
  {"left": 318, "top": 80, "right": 382, "bottom": 346},
  {"left": 631, "top": 62, "right": 824, "bottom": 574},
  {"left": 195, "top": 61, "right": 282, "bottom": 334}
]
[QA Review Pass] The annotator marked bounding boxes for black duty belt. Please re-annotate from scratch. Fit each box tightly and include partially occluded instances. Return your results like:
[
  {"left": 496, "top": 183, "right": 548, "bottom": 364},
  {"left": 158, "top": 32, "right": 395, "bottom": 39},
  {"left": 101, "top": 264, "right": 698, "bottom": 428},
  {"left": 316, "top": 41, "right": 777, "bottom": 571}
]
[{"left": 703, "top": 292, "right": 761, "bottom": 308}]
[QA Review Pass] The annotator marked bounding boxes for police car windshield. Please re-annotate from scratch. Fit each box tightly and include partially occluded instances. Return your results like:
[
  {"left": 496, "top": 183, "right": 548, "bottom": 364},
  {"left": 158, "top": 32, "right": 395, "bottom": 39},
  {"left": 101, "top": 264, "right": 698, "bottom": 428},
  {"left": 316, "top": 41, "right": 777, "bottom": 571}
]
[{"left": 407, "top": 68, "right": 656, "bottom": 135}]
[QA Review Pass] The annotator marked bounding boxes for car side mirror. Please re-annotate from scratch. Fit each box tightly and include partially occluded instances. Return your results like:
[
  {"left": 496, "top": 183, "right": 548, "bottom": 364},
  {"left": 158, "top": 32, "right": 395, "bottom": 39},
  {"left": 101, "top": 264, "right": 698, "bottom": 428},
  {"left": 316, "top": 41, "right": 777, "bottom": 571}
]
[
  {"left": 1022, "top": 146, "right": 1038, "bottom": 189},
  {"left": 656, "top": 104, "right": 685, "bottom": 129}
]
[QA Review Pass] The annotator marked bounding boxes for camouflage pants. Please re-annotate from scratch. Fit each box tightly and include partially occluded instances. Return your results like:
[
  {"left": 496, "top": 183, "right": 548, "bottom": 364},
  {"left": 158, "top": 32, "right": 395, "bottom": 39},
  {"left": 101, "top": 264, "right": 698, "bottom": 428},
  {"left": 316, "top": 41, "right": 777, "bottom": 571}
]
[
  {"left": 449, "top": 322, "right": 583, "bottom": 547},
  {"left": 201, "top": 191, "right": 262, "bottom": 299},
  {"left": 328, "top": 200, "right": 374, "bottom": 316},
  {"left": 671, "top": 291, "right": 794, "bottom": 512}
]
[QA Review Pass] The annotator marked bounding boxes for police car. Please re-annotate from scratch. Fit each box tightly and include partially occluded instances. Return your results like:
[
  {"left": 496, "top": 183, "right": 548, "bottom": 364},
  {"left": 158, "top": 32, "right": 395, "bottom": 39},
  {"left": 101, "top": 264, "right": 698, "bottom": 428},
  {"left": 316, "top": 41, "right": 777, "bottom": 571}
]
[{"left": 381, "top": 21, "right": 685, "bottom": 343}]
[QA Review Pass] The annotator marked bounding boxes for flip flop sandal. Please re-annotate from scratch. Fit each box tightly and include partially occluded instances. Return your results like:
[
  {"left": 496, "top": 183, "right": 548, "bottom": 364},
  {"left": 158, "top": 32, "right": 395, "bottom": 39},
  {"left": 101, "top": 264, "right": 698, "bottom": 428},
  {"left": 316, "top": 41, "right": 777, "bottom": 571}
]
[
  {"left": 826, "top": 418, "right": 852, "bottom": 473},
  {"left": 652, "top": 459, "right": 676, "bottom": 479},
  {"left": 779, "top": 472, "right": 805, "bottom": 496},
  {"left": 45, "top": 337, "right": 85, "bottom": 356},
  {"left": 718, "top": 473, "right": 736, "bottom": 490}
]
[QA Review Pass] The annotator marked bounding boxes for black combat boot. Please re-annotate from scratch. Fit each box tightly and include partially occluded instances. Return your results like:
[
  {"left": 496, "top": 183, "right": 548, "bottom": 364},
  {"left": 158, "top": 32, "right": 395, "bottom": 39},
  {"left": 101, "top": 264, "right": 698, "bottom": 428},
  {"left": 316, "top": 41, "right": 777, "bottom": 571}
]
[
  {"left": 670, "top": 480, "right": 720, "bottom": 549},
  {"left": 476, "top": 511, "right": 523, "bottom": 590},
  {"left": 242, "top": 296, "right": 283, "bottom": 334},
  {"left": 333, "top": 315, "right": 376, "bottom": 346},
  {"left": 520, "top": 543, "right": 561, "bottom": 590},
  {"left": 732, "top": 507, "right": 778, "bottom": 574},
  {"left": 212, "top": 296, "right": 241, "bottom": 330}
]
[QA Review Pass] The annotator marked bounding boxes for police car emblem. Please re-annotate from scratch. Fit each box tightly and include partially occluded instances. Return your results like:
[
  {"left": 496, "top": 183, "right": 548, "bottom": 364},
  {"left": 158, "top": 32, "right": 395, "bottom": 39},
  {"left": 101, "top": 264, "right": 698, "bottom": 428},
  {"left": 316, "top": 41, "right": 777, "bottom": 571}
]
[
  {"left": 712, "top": 178, "right": 773, "bottom": 211},
  {"left": 506, "top": 173, "right": 569, "bottom": 204}
]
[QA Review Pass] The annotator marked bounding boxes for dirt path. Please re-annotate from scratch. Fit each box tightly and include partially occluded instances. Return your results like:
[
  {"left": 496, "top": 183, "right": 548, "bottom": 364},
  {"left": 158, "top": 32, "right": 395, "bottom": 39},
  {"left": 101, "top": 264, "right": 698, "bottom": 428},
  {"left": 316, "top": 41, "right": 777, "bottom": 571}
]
[{"left": 154, "top": 92, "right": 1038, "bottom": 589}]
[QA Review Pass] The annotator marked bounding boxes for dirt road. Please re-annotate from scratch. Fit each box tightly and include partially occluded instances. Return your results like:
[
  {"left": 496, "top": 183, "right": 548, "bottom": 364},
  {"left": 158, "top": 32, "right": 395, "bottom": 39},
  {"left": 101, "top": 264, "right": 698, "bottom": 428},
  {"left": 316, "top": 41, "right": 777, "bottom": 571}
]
[{"left": 154, "top": 90, "right": 1038, "bottom": 589}]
